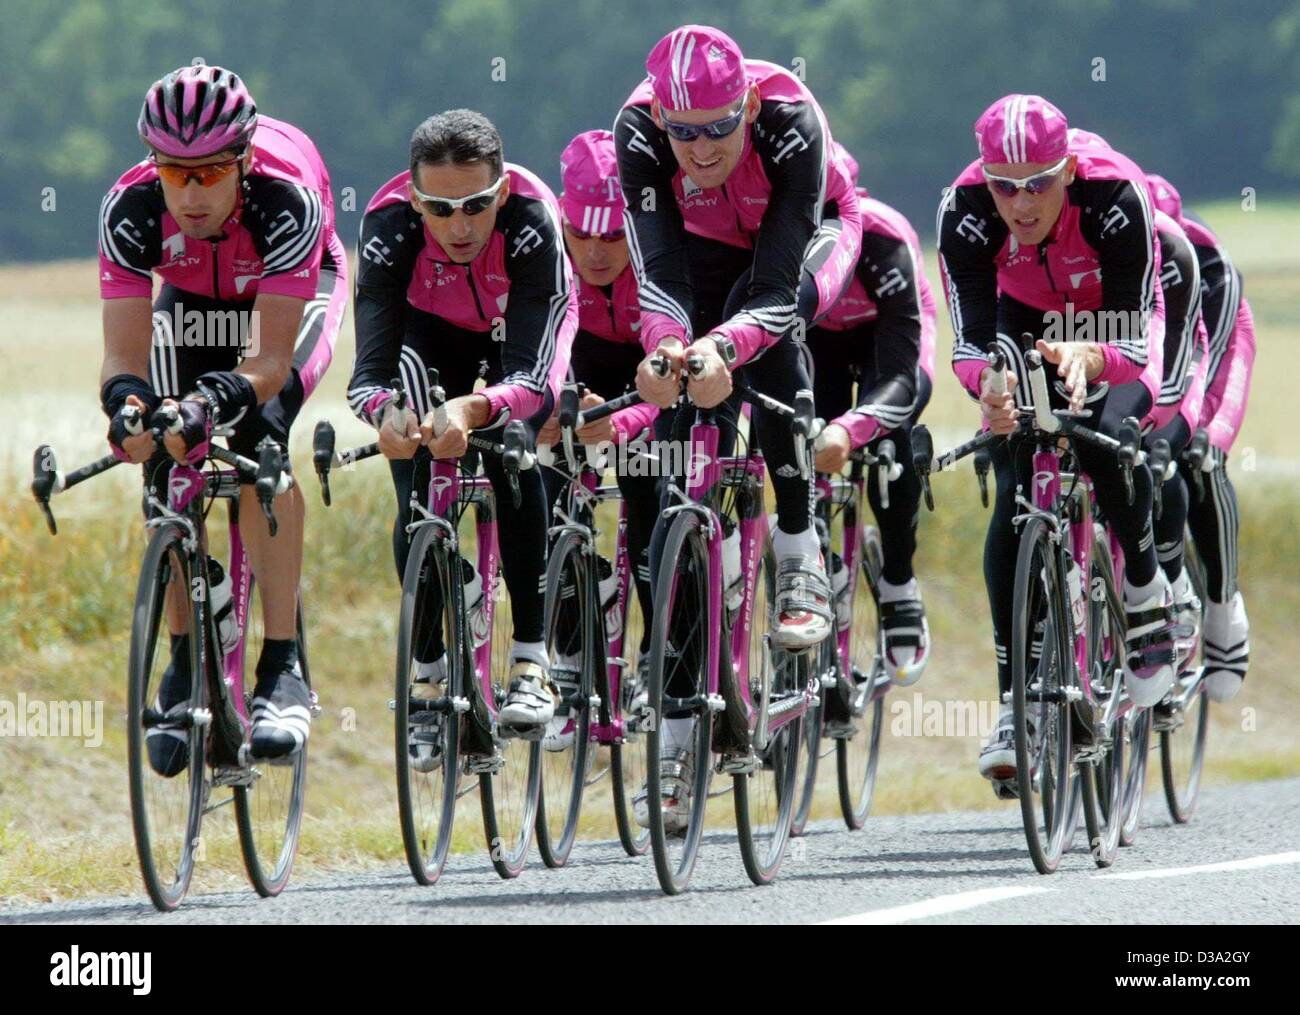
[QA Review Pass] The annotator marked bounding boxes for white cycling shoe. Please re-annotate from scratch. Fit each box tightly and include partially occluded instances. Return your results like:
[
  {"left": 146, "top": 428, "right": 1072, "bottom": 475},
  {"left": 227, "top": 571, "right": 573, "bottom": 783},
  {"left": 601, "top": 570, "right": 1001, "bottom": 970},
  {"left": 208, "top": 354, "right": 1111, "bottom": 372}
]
[
  {"left": 498, "top": 661, "right": 557, "bottom": 726},
  {"left": 543, "top": 654, "right": 582, "bottom": 752},
  {"left": 1203, "top": 592, "right": 1249, "bottom": 703},
  {"left": 408, "top": 654, "right": 449, "bottom": 773},
  {"left": 633, "top": 748, "right": 695, "bottom": 834}
]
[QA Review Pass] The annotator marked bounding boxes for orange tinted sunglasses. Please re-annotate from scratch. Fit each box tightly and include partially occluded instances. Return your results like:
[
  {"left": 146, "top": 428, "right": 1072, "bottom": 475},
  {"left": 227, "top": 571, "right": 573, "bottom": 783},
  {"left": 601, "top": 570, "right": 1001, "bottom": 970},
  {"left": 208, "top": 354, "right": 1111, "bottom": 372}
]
[{"left": 151, "top": 154, "right": 242, "bottom": 188}]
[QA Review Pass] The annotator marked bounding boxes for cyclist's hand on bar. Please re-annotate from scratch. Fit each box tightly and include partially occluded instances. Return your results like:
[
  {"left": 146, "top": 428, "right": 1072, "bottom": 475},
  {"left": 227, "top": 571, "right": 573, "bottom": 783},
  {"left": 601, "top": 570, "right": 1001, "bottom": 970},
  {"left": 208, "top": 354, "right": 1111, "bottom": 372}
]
[
  {"left": 1036, "top": 339, "right": 1103, "bottom": 414},
  {"left": 637, "top": 337, "right": 684, "bottom": 408},
  {"left": 980, "top": 368, "right": 1020, "bottom": 436},
  {"left": 683, "top": 338, "right": 732, "bottom": 409}
]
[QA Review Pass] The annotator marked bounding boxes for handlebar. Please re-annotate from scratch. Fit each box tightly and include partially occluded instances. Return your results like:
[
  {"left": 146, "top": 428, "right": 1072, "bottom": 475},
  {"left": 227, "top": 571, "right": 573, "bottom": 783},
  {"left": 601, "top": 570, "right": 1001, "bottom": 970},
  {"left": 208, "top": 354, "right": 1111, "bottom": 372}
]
[
  {"left": 314, "top": 369, "right": 536, "bottom": 508},
  {"left": 33, "top": 403, "right": 291, "bottom": 535}
]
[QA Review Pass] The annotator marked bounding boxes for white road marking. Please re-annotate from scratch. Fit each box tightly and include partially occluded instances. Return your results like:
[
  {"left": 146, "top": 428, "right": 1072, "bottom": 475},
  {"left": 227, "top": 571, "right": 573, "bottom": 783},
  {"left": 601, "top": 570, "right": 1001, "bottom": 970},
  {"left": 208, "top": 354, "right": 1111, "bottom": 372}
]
[
  {"left": 1093, "top": 850, "right": 1300, "bottom": 881},
  {"left": 820, "top": 884, "right": 1052, "bottom": 925}
]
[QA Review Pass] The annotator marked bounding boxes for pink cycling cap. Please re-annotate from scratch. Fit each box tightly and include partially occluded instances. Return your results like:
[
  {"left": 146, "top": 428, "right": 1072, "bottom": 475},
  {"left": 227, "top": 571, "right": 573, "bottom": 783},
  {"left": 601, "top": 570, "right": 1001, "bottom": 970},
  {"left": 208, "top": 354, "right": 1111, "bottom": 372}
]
[
  {"left": 560, "top": 130, "right": 624, "bottom": 234},
  {"left": 1146, "top": 173, "right": 1184, "bottom": 222},
  {"left": 975, "top": 94, "right": 1069, "bottom": 165},
  {"left": 646, "top": 25, "right": 748, "bottom": 112}
]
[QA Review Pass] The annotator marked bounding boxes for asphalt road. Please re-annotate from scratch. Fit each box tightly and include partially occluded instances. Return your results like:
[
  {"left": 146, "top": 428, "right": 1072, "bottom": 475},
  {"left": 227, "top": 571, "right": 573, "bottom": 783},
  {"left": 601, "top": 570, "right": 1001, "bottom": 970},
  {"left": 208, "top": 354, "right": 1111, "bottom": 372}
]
[{"left": 4, "top": 778, "right": 1297, "bottom": 924}]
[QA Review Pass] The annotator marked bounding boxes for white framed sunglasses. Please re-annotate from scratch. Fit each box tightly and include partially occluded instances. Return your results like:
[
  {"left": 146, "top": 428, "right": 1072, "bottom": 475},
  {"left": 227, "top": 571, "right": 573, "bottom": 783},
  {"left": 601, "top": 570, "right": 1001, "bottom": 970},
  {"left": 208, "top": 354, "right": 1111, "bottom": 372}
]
[
  {"left": 981, "top": 156, "right": 1070, "bottom": 197},
  {"left": 410, "top": 176, "right": 503, "bottom": 217}
]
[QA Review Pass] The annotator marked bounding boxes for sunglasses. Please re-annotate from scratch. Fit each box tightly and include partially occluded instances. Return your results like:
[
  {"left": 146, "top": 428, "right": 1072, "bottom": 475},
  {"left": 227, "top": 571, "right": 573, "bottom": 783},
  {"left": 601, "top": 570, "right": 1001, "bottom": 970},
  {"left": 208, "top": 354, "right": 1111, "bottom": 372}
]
[
  {"left": 564, "top": 221, "right": 625, "bottom": 243},
  {"left": 660, "top": 103, "right": 746, "bottom": 143},
  {"left": 151, "top": 153, "right": 243, "bottom": 189},
  {"left": 982, "top": 156, "right": 1070, "bottom": 197},
  {"left": 410, "top": 178, "right": 502, "bottom": 218}
]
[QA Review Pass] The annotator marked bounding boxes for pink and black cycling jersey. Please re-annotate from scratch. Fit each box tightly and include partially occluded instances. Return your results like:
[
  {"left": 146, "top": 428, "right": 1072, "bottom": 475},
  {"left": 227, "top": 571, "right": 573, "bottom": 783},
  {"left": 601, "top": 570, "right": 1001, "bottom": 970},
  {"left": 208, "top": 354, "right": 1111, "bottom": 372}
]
[
  {"left": 348, "top": 163, "right": 578, "bottom": 428},
  {"left": 572, "top": 265, "right": 658, "bottom": 440},
  {"left": 1150, "top": 209, "right": 1207, "bottom": 431},
  {"left": 614, "top": 59, "right": 862, "bottom": 365},
  {"left": 1181, "top": 213, "right": 1255, "bottom": 452},
  {"left": 814, "top": 190, "right": 937, "bottom": 447},
  {"left": 98, "top": 116, "right": 344, "bottom": 397},
  {"left": 937, "top": 130, "right": 1165, "bottom": 406}
]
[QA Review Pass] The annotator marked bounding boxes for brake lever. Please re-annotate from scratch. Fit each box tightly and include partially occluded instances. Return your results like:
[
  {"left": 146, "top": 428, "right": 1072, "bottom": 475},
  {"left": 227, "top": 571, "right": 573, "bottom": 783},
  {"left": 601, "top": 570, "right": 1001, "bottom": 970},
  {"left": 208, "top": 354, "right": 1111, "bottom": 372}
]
[
  {"left": 974, "top": 446, "right": 990, "bottom": 508},
  {"left": 912, "top": 424, "right": 935, "bottom": 512},
  {"left": 313, "top": 420, "right": 336, "bottom": 506},
  {"left": 255, "top": 441, "right": 283, "bottom": 537},
  {"left": 876, "top": 439, "right": 898, "bottom": 511},
  {"left": 1116, "top": 416, "right": 1140, "bottom": 507}
]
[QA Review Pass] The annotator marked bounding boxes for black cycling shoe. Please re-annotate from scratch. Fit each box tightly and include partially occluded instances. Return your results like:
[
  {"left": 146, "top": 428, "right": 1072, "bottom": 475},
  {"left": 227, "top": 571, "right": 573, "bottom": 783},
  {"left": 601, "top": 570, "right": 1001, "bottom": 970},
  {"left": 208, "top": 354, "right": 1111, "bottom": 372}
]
[
  {"left": 250, "top": 659, "right": 312, "bottom": 760},
  {"left": 146, "top": 635, "right": 192, "bottom": 778}
]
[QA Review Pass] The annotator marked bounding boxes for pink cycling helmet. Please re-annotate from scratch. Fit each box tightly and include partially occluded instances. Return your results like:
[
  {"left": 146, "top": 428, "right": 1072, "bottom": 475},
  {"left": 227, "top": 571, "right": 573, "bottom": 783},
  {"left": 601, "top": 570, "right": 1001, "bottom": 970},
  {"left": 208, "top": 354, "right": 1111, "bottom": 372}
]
[
  {"left": 646, "top": 25, "right": 748, "bottom": 112},
  {"left": 138, "top": 61, "right": 258, "bottom": 158},
  {"left": 1146, "top": 173, "right": 1184, "bottom": 222},
  {"left": 560, "top": 130, "right": 624, "bottom": 235},
  {"left": 975, "top": 94, "right": 1069, "bottom": 165}
]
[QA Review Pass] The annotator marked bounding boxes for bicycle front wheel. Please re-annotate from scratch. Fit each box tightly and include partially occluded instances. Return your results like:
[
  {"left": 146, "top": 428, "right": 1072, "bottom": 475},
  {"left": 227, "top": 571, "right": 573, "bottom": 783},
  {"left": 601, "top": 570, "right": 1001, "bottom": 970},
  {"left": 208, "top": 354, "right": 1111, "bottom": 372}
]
[
  {"left": 1159, "top": 534, "right": 1209, "bottom": 822},
  {"left": 479, "top": 548, "right": 542, "bottom": 880},
  {"left": 645, "top": 511, "right": 715, "bottom": 895},
  {"left": 734, "top": 545, "right": 804, "bottom": 885},
  {"left": 394, "top": 524, "right": 462, "bottom": 886},
  {"left": 127, "top": 523, "right": 207, "bottom": 912},
  {"left": 235, "top": 590, "right": 311, "bottom": 896},
  {"left": 837, "top": 524, "right": 886, "bottom": 830},
  {"left": 536, "top": 530, "right": 594, "bottom": 868},
  {"left": 1011, "top": 516, "right": 1080, "bottom": 874}
]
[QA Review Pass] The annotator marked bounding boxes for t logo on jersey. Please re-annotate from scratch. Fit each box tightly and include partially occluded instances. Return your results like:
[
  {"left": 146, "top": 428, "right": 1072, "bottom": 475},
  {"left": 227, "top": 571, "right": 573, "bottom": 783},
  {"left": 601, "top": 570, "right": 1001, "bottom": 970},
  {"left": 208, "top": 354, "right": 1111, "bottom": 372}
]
[
  {"left": 772, "top": 128, "right": 810, "bottom": 164},
  {"left": 956, "top": 214, "right": 988, "bottom": 245},
  {"left": 362, "top": 236, "right": 393, "bottom": 266},
  {"left": 874, "top": 268, "right": 908, "bottom": 298},
  {"left": 113, "top": 218, "right": 146, "bottom": 253},
  {"left": 1102, "top": 204, "right": 1130, "bottom": 236},
  {"left": 1160, "top": 260, "right": 1183, "bottom": 288},
  {"left": 265, "top": 209, "right": 300, "bottom": 244},
  {"left": 625, "top": 125, "right": 659, "bottom": 164},
  {"left": 511, "top": 226, "right": 543, "bottom": 258}
]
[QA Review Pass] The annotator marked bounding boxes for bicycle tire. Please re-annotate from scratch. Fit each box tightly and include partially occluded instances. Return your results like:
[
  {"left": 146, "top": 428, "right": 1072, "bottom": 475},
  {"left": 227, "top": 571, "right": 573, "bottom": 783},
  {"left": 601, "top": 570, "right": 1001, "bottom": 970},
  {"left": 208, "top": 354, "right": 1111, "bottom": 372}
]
[
  {"left": 1160, "top": 535, "right": 1209, "bottom": 823},
  {"left": 609, "top": 549, "right": 652, "bottom": 858},
  {"left": 535, "top": 530, "right": 594, "bottom": 868},
  {"left": 1011, "top": 516, "right": 1080, "bottom": 874},
  {"left": 127, "top": 523, "right": 206, "bottom": 912},
  {"left": 734, "top": 545, "right": 803, "bottom": 885},
  {"left": 645, "top": 510, "right": 715, "bottom": 895},
  {"left": 837, "top": 524, "right": 886, "bottom": 830},
  {"left": 235, "top": 591, "right": 311, "bottom": 897},
  {"left": 394, "top": 523, "right": 462, "bottom": 886}
]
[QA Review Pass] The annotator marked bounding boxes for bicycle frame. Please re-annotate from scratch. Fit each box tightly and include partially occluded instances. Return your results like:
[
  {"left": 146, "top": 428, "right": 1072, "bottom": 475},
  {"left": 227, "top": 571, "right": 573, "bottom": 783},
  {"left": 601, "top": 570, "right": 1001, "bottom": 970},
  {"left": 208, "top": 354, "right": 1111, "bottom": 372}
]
[
  {"left": 417, "top": 454, "right": 506, "bottom": 726},
  {"left": 668, "top": 411, "right": 815, "bottom": 746}
]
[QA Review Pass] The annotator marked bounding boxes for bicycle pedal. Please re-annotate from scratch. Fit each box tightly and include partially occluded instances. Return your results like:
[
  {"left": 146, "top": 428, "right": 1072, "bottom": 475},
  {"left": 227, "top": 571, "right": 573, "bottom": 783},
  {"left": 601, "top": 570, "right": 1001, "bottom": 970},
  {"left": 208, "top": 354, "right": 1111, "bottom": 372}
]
[
  {"left": 466, "top": 752, "right": 505, "bottom": 775},
  {"left": 992, "top": 778, "right": 1019, "bottom": 800},
  {"left": 718, "top": 751, "right": 759, "bottom": 775},
  {"left": 823, "top": 720, "right": 859, "bottom": 740},
  {"left": 498, "top": 722, "right": 545, "bottom": 742}
]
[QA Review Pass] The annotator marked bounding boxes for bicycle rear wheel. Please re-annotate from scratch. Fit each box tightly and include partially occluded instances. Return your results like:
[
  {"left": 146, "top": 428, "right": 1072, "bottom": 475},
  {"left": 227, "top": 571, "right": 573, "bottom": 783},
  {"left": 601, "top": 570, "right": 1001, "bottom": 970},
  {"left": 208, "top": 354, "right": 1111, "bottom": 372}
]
[
  {"left": 645, "top": 511, "right": 715, "bottom": 895},
  {"left": 127, "top": 523, "right": 207, "bottom": 912},
  {"left": 1081, "top": 538, "right": 1125, "bottom": 868},
  {"left": 394, "top": 524, "right": 462, "bottom": 886},
  {"left": 536, "top": 530, "right": 594, "bottom": 868},
  {"left": 789, "top": 637, "right": 827, "bottom": 838},
  {"left": 734, "top": 546, "right": 804, "bottom": 885},
  {"left": 609, "top": 566, "right": 652, "bottom": 857},
  {"left": 235, "top": 588, "right": 311, "bottom": 897},
  {"left": 837, "top": 524, "right": 886, "bottom": 830},
  {"left": 1011, "top": 517, "right": 1080, "bottom": 874},
  {"left": 479, "top": 546, "right": 542, "bottom": 879},
  {"left": 1159, "top": 534, "right": 1209, "bottom": 823}
]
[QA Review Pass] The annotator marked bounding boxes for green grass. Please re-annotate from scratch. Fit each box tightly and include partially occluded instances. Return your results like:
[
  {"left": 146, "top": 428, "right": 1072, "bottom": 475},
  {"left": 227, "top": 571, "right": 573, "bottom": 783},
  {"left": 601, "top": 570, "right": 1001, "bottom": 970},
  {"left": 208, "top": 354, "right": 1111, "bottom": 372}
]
[{"left": 2, "top": 200, "right": 1299, "bottom": 905}]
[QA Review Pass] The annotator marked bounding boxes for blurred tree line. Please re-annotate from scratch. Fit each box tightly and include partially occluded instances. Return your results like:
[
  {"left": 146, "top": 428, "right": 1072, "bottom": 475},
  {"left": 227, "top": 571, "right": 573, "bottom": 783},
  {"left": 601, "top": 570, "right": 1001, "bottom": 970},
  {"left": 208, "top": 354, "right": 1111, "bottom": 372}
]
[{"left": 1, "top": 0, "right": 1297, "bottom": 262}]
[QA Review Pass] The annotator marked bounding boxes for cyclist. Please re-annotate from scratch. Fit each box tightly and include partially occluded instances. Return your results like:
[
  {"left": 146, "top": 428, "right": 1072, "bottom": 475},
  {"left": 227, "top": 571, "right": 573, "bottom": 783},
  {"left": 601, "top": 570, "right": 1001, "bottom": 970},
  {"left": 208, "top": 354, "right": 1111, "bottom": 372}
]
[
  {"left": 809, "top": 150, "right": 937, "bottom": 687},
  {"left": 935, "top": 95, "right": 1178, "bottom": 787},
  {"left": 99, "top": 62, "right": 346, "bottom": 772},
  {"left": 347, "top": 110, "right": 577, "bottom": 734},
  {"left": 536, "top": 130, "right": 660, "bottom": 748},
  {"left": 615, "top": 25, "right": 862, "bottom": 829},
  {"left": 1146, "top": 174, "right": 1253, "bottom": 702}
]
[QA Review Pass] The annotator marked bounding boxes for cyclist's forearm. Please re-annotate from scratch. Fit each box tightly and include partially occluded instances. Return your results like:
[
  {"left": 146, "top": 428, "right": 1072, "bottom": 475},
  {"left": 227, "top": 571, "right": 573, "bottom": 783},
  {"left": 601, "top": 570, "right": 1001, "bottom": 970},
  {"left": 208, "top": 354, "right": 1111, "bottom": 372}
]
[{"left": 100, "top": 297, "right": 153, "bottom": 386}]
